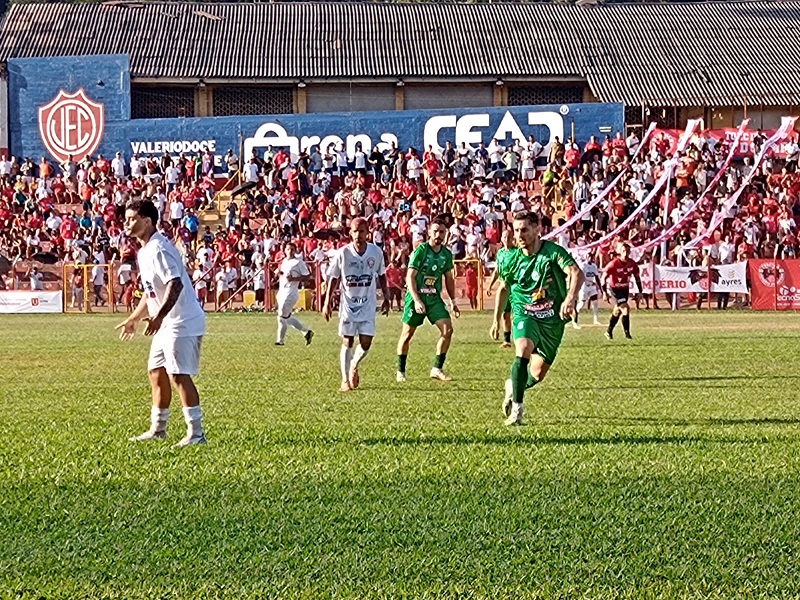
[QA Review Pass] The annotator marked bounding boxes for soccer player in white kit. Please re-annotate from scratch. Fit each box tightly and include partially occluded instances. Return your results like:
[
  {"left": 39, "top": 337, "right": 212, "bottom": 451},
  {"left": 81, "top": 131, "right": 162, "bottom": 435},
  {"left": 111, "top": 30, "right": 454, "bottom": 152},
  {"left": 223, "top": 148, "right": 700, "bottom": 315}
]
[
  {"left": 275, "top": 241, "right": 314, "bottom": 346},
  {"left": 116, "top": 198, "right": 207, "bottom": 447},
  {"left": 573, "top": 250, "right": 603, "bottom": 328},
  {"left": 323, "top": 217, "right": 391, "bottom": 392}
]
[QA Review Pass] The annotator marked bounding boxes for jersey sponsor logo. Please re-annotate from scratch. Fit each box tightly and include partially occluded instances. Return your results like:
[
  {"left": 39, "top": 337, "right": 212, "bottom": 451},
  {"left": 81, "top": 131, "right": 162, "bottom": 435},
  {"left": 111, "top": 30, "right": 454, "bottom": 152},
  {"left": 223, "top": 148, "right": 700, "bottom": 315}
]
[
  {"left": 420, "top": 275, "right": 437, "bottom": 295},
  {"left": 345, "top": 273, "right": 373, "bottom": 288},
  {"left": 39, "top": 89, "right": 105, "bottom": 163}
]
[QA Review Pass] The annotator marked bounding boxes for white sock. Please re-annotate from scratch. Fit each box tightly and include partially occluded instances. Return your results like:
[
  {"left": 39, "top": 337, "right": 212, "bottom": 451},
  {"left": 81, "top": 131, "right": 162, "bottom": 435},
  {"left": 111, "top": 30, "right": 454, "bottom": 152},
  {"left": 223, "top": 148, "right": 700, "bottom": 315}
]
[
  {"left": 576, "top": 298, "right": 585, "bottom": 313},
  {"left": 593, "top": 303, "right": 600, "bottom": 321},
  {"left": 340, "top": 345, "right": 354, "bottom": 382},
  {"left": 277, "top": 316, "right": 288, "bottom": 343},
  {"left": 286, "top": 316, "right": 308, "bottom": 333},
  {"left": 182, "top": 405, "right": 203, "bottom": 438},
  {"left": 151, "top": 406, "right": 170, "bottom": 433},
  {"left": 352, "top": 345, "right": 369, "bottom": 370}
]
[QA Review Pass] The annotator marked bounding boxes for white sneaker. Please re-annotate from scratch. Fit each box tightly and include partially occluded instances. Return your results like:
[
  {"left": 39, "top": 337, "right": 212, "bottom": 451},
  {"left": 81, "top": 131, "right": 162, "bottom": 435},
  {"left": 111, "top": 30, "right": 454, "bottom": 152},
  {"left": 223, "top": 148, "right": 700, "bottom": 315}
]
[
  {"left": 593, "top": 319, "right": 602, "bottom": 326},
  {"left": 430, "top": 367, "right": 452, "bottom": 381},
  {"left": 173, "top": 433, "right": 206, "bottom": 447},
  {"left": 504, "top": 402, "right": 524, "bottom": 426},
  {"left": 572, "top": 322, "right": 582, "bottom": 330},
  {"left": 502, "top": 378, "right": 513, "bottom": 417},
  {"left": 129, "top": 430, "right": 166, "bottom": 442},
  {"left": 396, "top": 371, "right": 407, "bottom": 382}
]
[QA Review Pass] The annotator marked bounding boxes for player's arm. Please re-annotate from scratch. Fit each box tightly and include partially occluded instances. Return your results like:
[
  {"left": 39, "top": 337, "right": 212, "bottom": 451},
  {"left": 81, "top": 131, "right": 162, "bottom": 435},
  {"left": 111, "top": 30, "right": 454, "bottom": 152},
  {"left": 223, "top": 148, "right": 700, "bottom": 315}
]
[
  {"left": 632, "top": 265, "right": 643, "bottom": 298},
  {"left": 443, "top": 269, "right": 460, "bottom": 318},
  {"left": 491, "top": 280, "right": 510, "bottom": 340},
  {"left": 144, "top": 277, "right": 184, "bottom": 336},
  {"left": 322, "top": 274, "right": 338, "bottom": 322},
  {"left": 378, "top": 274, "right": 391, "bottom": 316},
  {"left": 115, "top": 294, "right": 150, "bottom": 341},
  {"left": 486, "top": 267, "right": 499, "bottom": 296},
  {"left": 406, "top": 267, "right": 425, "bottom": 314}
]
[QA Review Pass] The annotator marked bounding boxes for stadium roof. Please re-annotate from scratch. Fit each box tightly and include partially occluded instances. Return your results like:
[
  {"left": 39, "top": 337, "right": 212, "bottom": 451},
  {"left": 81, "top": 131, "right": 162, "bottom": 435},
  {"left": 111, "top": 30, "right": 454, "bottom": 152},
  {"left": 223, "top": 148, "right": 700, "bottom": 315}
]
[{"left": 1, "top": 1, "right": 799, "bottom": 107}]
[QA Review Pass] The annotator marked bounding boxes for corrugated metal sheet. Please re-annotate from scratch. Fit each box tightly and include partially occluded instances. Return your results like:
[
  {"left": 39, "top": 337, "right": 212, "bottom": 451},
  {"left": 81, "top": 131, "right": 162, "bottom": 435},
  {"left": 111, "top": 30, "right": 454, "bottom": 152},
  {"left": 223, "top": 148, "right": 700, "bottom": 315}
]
[{"left": 0, "top": 1, "right": 799, "bottom": 106}]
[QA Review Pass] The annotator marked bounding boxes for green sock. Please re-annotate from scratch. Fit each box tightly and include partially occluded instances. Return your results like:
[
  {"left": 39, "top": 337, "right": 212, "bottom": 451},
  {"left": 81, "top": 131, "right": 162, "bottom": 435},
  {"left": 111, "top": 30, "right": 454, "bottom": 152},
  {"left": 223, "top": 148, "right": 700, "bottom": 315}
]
[
  {"left": 503, "top": 331, "right": 511, "bottom": 343},
  {"left": 397, "top": 354, "right": 407, "bottom": 373},
  {"left": 526, "top": 374, "right": 539, "bottom": 390},
  {"left": 510, "top": 356, "right": 530, "bottom": 404},
  {"left": 434, "top": 354, "right": 446, "bottom": 369}
]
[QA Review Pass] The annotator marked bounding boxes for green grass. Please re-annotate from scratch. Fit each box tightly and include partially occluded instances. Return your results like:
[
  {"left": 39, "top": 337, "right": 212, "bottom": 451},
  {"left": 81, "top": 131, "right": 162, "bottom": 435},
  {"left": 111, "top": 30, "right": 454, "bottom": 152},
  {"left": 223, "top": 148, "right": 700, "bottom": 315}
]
[{"left": 2, "top": 310, "right": 800, "bottom": 599}]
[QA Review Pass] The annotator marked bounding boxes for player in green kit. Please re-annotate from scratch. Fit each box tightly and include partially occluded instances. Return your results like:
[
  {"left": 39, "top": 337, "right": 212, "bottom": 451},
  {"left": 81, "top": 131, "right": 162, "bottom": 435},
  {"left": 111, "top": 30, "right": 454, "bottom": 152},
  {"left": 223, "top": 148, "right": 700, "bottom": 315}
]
[
  {"left": 396, "top": 217, "right": 460, "bottom": 382},
  {"left": 491, "top": 211, "right": 584, "bottom": 425},
  {"left": 487, "top": 227, "right": 515, "bottom": 348}
]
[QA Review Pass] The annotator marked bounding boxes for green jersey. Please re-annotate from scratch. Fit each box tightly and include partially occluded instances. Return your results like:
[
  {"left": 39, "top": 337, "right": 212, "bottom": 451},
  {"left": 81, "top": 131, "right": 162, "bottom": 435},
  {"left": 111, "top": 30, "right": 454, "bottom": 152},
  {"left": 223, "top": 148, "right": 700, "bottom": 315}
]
[
  {"left": 498, "top": 242, "right": 576, "bottom": 324},
  {"left": 408, "top": 242, "right": 454, "bottom": 303},
  {"left": 495, "top": 247, "right": 513, "bottom": 274}
]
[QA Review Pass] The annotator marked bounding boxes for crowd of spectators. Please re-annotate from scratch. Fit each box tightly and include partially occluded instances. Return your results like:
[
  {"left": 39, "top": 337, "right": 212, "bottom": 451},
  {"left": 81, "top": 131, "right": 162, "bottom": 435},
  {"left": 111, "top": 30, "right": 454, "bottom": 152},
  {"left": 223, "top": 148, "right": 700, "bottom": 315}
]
[{"left": 1, "top": 126, "right": 799, "bottom": 310}]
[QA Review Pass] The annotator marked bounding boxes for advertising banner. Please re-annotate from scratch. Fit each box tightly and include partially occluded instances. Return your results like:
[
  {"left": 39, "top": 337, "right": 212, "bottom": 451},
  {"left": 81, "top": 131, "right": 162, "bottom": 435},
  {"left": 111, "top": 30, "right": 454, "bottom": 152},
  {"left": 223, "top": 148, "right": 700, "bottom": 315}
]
[
  {"left": 0, "top": 291, "right": 63, "bottom": 314},
  {"left": 749, "top": 259, "right": 800, "bottom": 310},
  {"left": 651, "top": 127, "right": 797, "bottom": 158},
  {"left": 7, "top": 55, "right": 624, "bottom": 168},
  {"left": 653, "top": 263, "right": 748, "bottom": 294}
]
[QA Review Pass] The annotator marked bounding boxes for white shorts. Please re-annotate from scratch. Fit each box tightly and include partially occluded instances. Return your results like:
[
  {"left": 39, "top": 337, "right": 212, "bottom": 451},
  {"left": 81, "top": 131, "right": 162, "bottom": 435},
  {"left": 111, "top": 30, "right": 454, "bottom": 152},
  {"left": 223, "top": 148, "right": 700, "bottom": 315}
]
[
  {"left": 148, "top": 334, "right": 203, "bottom": 375},
  {"left": 338, "top": 316, "right": 376, "bottom": 338},
  {"left": 277, "top": 290, "right": 299, "bottom": 317},
  {"left": 579, "top": 285, "right": 598, "bottom": 302}
]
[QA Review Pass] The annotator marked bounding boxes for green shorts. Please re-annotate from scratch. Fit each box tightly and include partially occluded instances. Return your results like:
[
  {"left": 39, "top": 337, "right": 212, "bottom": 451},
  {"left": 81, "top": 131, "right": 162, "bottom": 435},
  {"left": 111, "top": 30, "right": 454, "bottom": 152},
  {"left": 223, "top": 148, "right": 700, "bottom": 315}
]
[
  {"left": 402, "top": 295, "right": 451, "bottom": 328},
  {"left": 512, "top": 316, "right": 565, "bottom": 365}
]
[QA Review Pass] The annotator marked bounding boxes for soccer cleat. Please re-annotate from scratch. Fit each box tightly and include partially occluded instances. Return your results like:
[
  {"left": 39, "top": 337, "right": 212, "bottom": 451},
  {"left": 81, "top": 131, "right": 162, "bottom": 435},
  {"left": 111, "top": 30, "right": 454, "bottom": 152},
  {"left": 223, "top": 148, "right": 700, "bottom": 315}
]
[
  {"left": 502, "top": 378, "right": 513, "bottom": 417},
  {"left": 274, "top": 341, "right": 284, "bottom": 346},
  {"left": 348, "top": 367, "right": 360, "bottom": 390},
  {"left": 430, "top": 367, "right": 452, "bottom": 382},
  {"left": 572, "top": 322, "right": 582, "bottom": 330},
  {"left": 593, "top": 319, "right": 602, "bottom": 326},
  {"left": 504, "top": 402, "right": 524, "bottom": 426},
  {"left": 500, "top": 341, "right": 512, "bottom": 349},
  {"left": 339, "top": 381, "right": 351, "bottom": 393},
  {"left": 624, "top": 332, "right": 633, "bottom": 339},
  {"left": 605, "top": 331, "right": 613, "bottom": 340},
  {"left": 396, "top": 371, "right": 407, "bottom": 383},
  {"left": 304, "top": 330, "right": 314, "bottom": 346},
  {"left": 129, "top": 430, "right": 166, "bottom": 442},
  {"left": 173, "top": 433, "right": 206, "bottom": 447}
]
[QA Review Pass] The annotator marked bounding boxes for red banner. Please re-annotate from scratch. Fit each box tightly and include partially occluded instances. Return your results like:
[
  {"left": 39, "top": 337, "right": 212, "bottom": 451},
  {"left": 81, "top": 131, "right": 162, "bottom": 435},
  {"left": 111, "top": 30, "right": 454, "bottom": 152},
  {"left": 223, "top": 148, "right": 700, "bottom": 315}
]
[
  {"left": 651, "top": 127, "right": 797, "bottom": 158},
  {"left": 749, "top": 259, "right": 800, "bottom": 310}
]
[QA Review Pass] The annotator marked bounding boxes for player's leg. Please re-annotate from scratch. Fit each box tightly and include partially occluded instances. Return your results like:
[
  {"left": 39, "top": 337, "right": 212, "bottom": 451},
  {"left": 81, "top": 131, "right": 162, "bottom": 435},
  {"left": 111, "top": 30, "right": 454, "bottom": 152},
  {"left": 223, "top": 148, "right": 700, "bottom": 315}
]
[
  {"left": 606, "top": 288, "right": 625, "bottom": 339},
  {"left": 430, "top": 316, "right": 454, "bottom": 381},
  {"left": 504, "top": 333, "right": 534, "bottom": 426},
  {"left": 339, "top": 334, "right": 355, "bottom": 392},
  {"left": 502, "top": 310, "right": 512, "bottom": 347},
  {"left": 131, "top": 339, "right": 172, "bottom": 441},
  {"left": 279, "top": 292, "right": 312, "bottom": 345},
  {"left": 590, "top": 295, "right": 600, "bottom": 324},
  {"left": 349, "top": 326, "right": 375, "bottom": 389},
  {"left": 428, "top": 298, "right": 454, "bottom": 379},
  {"left": 620, "top": 303, "right": 633, "bottom": 339},
  {"left": 396, "top": 322, "right": 417, "bottom": 382},
  {"left": 166, "top": 336, "right": 206, "bottom": 446}
]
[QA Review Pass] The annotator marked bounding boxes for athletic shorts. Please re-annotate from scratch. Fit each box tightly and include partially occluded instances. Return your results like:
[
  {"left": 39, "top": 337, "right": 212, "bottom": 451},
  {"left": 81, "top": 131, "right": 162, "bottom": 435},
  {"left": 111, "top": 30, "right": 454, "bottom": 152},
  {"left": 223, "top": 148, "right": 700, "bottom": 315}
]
[
  {"left": 339, "top": 316, "right": 376, "bottom": 338},
  {"left": 402, "top": 295, "right": 451, "bottom": 328},
  {"left": 277, "top": 290, "right": 299, "bottom": 317},
  {"left": 512, "top": 317, "right": 565, "bottom": 366},
  {"left": 148, "top": 334, "right": 203, "bottom": 375},
  {"left": 579, "top": 285, "right": 598, "bottom": 303},
  {"left": 610, "top": 286, "right": 630, "bottom": 305}
]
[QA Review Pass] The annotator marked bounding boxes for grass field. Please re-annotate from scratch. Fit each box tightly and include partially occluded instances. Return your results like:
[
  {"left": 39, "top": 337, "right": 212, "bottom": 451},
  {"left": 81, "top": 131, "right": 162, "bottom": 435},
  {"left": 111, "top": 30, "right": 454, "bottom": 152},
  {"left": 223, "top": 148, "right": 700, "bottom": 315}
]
[{"left": 2, "top": 310, "right": 800, "bottom": 599}]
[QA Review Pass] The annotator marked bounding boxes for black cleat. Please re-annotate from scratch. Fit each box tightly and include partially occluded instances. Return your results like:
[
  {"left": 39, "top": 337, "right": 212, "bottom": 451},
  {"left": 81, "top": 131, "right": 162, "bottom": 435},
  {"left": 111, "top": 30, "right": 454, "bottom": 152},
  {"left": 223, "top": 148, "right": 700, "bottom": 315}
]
[
  {"left": 304, "top": 330, "right": 314, "bottom": 346},
  {"left": 605, "top": 331, "right": 613, "bottom": 340},
  {"left": 624, "top": 332, "right": 632, "bottom": 339}
]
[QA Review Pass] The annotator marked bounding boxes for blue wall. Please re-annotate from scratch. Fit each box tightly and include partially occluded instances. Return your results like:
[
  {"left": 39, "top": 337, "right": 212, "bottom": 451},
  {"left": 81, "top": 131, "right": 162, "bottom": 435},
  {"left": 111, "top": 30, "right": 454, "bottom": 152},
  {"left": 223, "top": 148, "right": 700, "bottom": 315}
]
[{"left": 8, "top": 54, "right": 624, "bottom": 165}]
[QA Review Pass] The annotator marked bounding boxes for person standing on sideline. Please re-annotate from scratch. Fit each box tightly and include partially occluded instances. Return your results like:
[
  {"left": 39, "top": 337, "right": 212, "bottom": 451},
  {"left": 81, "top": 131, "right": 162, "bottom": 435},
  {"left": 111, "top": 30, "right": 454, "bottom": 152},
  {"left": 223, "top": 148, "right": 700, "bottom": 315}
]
[
  {"left": 275, "top": 241, "right": 314, "bottom": 346},
  {"left": 487, "top": 227, "right": 515, "bottom": 348},
  {"left": 116, "top": 198, "right": 207, "bottom": 447},
  {"left": 396, "top": 217, "right": 460, "bottom": 383},
  {"left": 323, "top": 217, "right": 391, "bottom": 392},
  {"left": 602, "top": 242, "right": 642, "bottom": 340},
  {"left": 491, "top": 211, "right": 583, "bottom": 426},
  {"left": 573, "top": 250, "right": 603, "bottom": 328}
]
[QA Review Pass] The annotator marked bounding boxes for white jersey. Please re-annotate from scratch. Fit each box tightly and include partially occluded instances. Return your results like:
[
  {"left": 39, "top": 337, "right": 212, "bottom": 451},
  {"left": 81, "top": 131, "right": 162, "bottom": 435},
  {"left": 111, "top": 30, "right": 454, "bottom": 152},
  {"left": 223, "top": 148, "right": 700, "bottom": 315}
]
[
  {"left": 328, "top": 242, "right": 386, "bottom": 322},
  {"left": 137, "top": 232, "right": 206, "bottom": 337},
  {"left": 581, "top": 260, "right": 600, "bottom": 294},
  {"left": 278, "top": 256, "right": 311, "bottom": 294}
]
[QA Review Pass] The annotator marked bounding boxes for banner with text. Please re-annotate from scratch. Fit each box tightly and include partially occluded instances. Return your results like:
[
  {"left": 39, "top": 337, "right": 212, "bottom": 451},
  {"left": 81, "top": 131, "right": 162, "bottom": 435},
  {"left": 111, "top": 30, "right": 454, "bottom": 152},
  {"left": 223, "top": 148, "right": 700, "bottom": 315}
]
[
  {"left": 749, "top": 259, "right": 800, "bottom": 310},
  {"left": 653, "top": 263, "right": 748, "bottom": 294},
  {"left": 0, "top": 291, "right": 63, "bottom": 314}
]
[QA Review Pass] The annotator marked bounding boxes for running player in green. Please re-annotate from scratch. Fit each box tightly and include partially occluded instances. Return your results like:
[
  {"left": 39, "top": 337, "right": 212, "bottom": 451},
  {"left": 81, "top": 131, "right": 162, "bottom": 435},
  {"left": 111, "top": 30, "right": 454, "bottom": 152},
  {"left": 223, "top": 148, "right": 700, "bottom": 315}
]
[
  {"left": 487, "top": 227, "right": 515, "bottom": 348},
  {"left": 491, "top": 211, "right": 584, "bottom": 425},
  {"left": 396, "top": 217, "right": 460, "bottom": 382}
]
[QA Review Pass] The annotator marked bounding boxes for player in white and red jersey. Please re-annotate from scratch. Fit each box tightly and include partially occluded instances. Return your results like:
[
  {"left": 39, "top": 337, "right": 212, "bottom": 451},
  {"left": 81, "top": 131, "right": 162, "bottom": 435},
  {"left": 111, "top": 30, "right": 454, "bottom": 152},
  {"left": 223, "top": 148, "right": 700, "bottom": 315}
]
[
  {"left": 573, "top": 250, "right": 603, "bottom": 329},
  {"left": 601, "top": 242, "right": 642, "bottom": 340},
  {"left": 275, "top": 241, "right": 313, "bottom": 346},
  {"left": 323, "top": 217, "right": 391, "bottom": 391}
]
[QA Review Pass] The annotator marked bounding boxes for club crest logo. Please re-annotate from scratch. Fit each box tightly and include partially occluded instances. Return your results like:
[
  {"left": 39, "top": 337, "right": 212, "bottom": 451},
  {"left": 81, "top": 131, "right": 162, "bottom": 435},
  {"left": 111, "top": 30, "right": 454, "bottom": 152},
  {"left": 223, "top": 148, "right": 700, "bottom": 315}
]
[
  {"left": 758, "top": 262, "right": 785, "bottom": 287},
  {"left": 30, "top": 298, "right": 39, "bottom": 307},
  {"left": 39, "top": 89, "right": 105, "bottom": 163}
]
